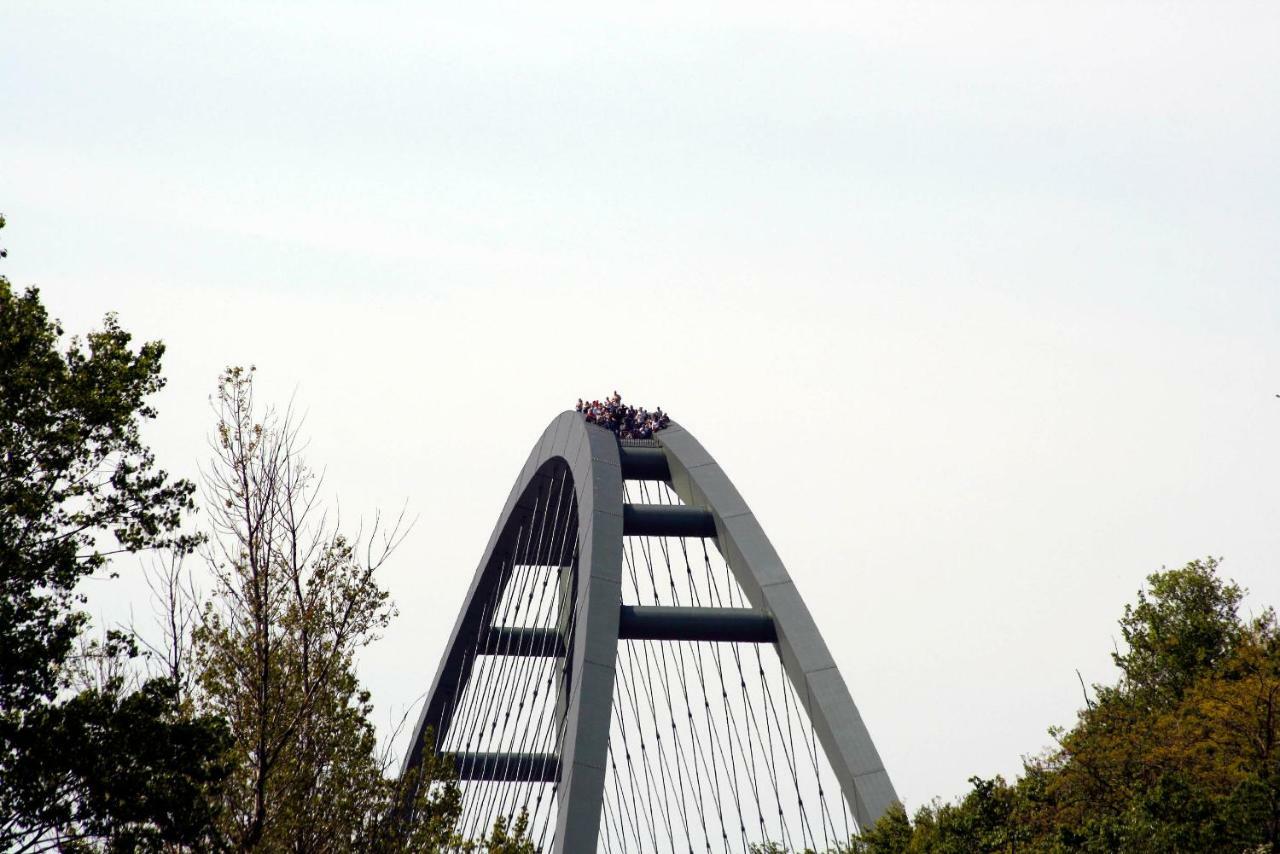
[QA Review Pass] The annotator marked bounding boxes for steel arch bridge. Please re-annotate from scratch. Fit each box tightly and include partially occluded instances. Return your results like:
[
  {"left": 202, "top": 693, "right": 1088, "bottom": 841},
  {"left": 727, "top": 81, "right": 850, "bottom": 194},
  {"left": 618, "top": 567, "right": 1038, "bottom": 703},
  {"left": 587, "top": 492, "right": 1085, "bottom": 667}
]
[{"left": 400, "top": 413, "right": 897, "bottom": 852}]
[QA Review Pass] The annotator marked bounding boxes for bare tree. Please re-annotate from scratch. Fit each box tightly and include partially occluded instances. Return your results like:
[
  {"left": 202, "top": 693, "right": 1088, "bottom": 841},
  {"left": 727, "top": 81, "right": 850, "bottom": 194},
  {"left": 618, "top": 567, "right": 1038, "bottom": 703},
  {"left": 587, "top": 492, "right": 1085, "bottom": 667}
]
[{"left": 134, "top": 550, "right": 201, "bottom": 696}]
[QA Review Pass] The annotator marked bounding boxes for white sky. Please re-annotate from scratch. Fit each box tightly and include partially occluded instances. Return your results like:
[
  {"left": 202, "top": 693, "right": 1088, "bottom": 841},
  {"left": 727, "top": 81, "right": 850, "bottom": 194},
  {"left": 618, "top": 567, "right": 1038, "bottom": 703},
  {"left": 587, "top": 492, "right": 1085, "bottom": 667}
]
[{"left": 4, "top": 0, "right": 1280, "bottom": 816}]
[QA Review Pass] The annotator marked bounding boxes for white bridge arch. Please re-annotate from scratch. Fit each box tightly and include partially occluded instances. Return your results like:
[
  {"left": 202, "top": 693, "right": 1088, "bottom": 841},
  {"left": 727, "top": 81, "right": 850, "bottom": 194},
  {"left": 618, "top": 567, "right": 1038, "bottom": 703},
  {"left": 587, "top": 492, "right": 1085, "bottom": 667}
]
[{"left": 401, "top": 412, "right": 897, "bottom": 851}]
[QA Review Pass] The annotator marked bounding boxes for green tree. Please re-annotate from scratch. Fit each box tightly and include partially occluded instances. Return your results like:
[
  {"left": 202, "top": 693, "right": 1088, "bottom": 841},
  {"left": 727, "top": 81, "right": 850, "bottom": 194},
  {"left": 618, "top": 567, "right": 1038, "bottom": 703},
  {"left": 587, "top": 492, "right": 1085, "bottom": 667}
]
[
  {"left": 470, "top": 809, "right": 538, "bottom": 854},
  {"left": 193, "top": 366, "right": 462, "bottom": 851},
  {"left": 6, "top": 672, "right": 231, "bottom": 851},
  {"left": 848, "top": 557, "right": 1279, "bottom": 854},
  {"left": 0, "top": 219, "right": 230, "bottom": 850},
  {"left": 846, "top": 803, "right": 912, "bottom": 854},
  {"left": 1112, "top": 557, "right": 1243, "bottom": 708}
]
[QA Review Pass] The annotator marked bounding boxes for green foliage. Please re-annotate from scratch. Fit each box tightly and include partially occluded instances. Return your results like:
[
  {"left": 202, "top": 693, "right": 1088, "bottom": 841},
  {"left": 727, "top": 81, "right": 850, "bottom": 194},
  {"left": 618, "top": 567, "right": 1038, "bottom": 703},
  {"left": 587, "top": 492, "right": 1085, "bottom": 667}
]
[
  {"left": 845, "top": 557, "right": 1280, "bottom": 853},
  {"left": 467, "top": 809, "right": 539, "bottom": 853},
  {"left": 1113, "top": 557, "right": 1243, "bottom": 707},
  {"left": 1, "top": 231, "right": 228, "bottom": 851},
  {"left": 0, "top": 276, "right": 199, "bottom": 711},
  {"left": 848, "top": 803, "right": 912, "bottom": 853},
  {"left": 0, "top": 227, "right": 538, "bottom": 852},
  {"left": 192, "top": 367, "right": 465, "bottom": 851},
  {"left": 5, "top": 675, "right": 231, "bottom": 851}
]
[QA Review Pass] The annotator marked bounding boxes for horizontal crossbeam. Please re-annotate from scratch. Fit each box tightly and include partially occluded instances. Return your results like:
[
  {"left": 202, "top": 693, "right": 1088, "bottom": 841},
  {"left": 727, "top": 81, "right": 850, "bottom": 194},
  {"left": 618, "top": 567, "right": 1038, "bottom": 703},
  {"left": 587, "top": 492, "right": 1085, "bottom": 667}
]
[
  {"left": 618, "top": 604, "right": 778, "bottom": 643},
  {"left": 619, "top": 446, "right": 671, "bottom": 481},
  {"left": 477, "top": 627, "right": 566, "bottom": 657},
  {"left": 445, "top": 752, "right": 560, "bottom": 783},
  {"left": 622, "top": 504, "right": 717, "bottom": 538}
]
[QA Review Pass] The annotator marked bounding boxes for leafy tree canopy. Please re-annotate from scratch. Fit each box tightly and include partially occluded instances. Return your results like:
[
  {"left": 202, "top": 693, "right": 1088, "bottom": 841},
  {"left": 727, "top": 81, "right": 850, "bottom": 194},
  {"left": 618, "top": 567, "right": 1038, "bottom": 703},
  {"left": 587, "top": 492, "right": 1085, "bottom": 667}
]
[
  {"left": 1, "top": 219, "right": 228, "bottom": 851},
  {"left": 0, "top": 275, "right": 198, "bottom": 710},
  {"left": 1113, "top": 557, "right": 1244, "bottom": 707},
  {"left": 842, "top": 557, "right": 1280, "bottom": 854}
]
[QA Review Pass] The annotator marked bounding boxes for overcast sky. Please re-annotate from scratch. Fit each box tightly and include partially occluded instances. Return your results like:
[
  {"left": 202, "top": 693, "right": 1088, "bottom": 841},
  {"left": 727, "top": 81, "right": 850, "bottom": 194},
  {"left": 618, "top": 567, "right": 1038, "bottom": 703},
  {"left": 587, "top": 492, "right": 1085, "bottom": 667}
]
[{"left": 5, "top": 0, "right": 1280, "bottom": 814}]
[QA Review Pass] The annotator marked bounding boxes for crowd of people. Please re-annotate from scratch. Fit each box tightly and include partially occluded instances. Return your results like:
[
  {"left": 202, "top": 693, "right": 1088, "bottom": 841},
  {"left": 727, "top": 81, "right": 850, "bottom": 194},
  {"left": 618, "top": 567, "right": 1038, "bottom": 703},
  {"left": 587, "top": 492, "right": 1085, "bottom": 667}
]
[{"left": 575, "top": 392, "right": 671, "bottom": 439}]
